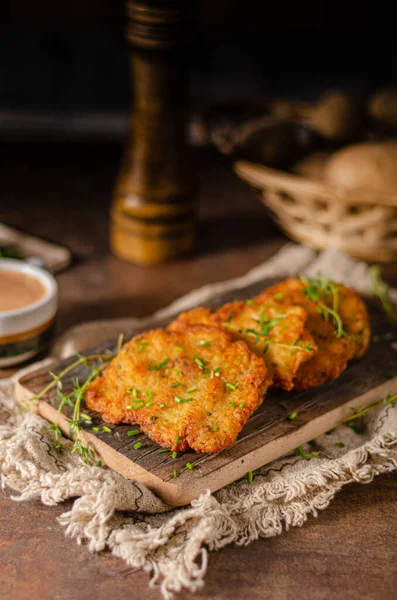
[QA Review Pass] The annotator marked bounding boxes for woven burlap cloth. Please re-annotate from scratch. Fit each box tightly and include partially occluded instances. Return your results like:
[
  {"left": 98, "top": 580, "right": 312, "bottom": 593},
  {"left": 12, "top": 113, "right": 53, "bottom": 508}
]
[{"left": 1, "top": 244, "right": 397, "bottom": 598}]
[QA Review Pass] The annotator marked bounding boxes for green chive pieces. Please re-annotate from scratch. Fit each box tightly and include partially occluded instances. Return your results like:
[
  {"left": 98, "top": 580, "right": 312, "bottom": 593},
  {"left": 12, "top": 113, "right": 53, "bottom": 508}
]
[
  {"left": 160, "top": 403, "right": 166, "bottom": 409},
  {"left": 138, "top": 342, "right": 148, "bottom": 353},
  {"left": 173, "top": 469, "right": 178, "bottom": 478},
  {"left": 247, "top": 471, "right": 253, "bottom": 485},
  {"left": 172, "top": 451, "right": 178, "bottom": 459},
  {"left": 174, "top": 395, "right": 193, "bottom": 403},
  {"left": 226, "top": 382, "right": 237, "bottom": 391},
  {"left": 200, "top": 340, "right": 212, "bottom": 347},
  {"left": 127, "top": 429, "right": 140, "bottom": 437},
  {"left": 174, "top": 346, "right": 184, "bottom": 352},
  {"left": 101, "top": 426, "right": 112, "bottom": 433},
  {"left": 288, "top": 411, "right": 298, "bottom": 421},
  {"left": 187, "top": 387, "right": 197, "bottom": 393},
  {"left": 186, "top": 462, "right": 194, "bottom": 470},
  {"left": 157, "top": 448, "right": 169, "bottom": 454},
  {"left": 335, "top": 442, "right": 345, "bottom": 448},
  {"left": 193, "top": 355, "right": 206, "bottom": 370},
  {"left": 133, "top": 442, "right": 142, "bottom": 450},
  {"left": 274, "top": 293, "right": 284, "bottom": 300},
  {"left": 228, "top": 401, "right": 236, "bottom": 408}
]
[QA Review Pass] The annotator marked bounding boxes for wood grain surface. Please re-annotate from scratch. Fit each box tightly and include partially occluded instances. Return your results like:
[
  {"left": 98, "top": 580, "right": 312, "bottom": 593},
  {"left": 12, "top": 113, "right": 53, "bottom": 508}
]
[
  {"left": 16, "top": 287, "right": 397, "bottom": 505},
  {"left": 1, "top": 142, "right": 396, "bottom": 599}
]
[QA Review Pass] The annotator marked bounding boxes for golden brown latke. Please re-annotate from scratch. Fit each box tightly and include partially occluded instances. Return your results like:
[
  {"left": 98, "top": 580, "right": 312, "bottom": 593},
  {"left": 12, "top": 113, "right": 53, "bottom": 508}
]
[
  {"left": 258, "top": 278, "right": 363, "bottom": 390},
  {"left": 168, "top": 299, "right": 317, "bottom": 391},
  {"left": 335, "top": 284, "right": 371, "bottom": 360},
  {"left": 85, "top": 325, "right": 269, "bottom": 453}
]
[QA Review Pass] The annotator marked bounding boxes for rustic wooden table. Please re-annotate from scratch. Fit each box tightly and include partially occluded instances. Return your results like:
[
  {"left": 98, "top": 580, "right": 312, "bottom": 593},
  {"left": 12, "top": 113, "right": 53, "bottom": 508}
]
[{"left": 1, "top": 142, "right": 396, "bottom": 600}]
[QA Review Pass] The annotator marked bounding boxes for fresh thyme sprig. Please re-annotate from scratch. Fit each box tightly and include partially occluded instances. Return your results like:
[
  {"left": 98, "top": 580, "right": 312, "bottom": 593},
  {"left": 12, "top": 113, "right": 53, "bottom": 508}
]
[
  {"left": 342, "top": 392, "right": 397, "bottom": 427},
  {"left": 300, "top": 274, "right": 347, "bottom": 338},
  {"left": 30, "top": 351, "right": 116, "bottom": 464},
  {"left": 369, "top": 266, "right": 397, "bottom": 323}
]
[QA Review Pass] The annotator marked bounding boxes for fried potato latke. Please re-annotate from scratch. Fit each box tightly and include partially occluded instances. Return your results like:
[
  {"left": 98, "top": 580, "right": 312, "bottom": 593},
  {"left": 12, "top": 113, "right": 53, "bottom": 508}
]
[
  {"left": 85, "top": 325, "right": 269, "bottom": 453},
  {"left": 335, "top": 284, "right": 371, "bottom": 359},
  {"left": 168, "top": 300, "right": 317, "bottom": 391},
  {"left": 258, "top": 277, "right": 369, "bottom": 390}
]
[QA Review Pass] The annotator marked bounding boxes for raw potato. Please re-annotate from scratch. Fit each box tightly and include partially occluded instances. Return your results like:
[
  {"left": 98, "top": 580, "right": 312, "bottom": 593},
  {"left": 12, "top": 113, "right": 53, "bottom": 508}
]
[
  {"left": 292, "top": 151, "right": 332, "bottom": 181},
  {"left": 324, "top": 140, "right": 397, "bottom": 192},
  {"left": 309, "top": 91, "right": 360, "bottom": 141},
  {"left": 368, "top": 88, "right": 397, "bottom": 128}
]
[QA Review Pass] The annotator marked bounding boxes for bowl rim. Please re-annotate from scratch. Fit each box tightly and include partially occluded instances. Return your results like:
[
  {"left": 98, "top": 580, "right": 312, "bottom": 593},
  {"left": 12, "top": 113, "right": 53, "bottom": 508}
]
[{"left": 0, "top": 258, "right": 57, "bottom": 318}]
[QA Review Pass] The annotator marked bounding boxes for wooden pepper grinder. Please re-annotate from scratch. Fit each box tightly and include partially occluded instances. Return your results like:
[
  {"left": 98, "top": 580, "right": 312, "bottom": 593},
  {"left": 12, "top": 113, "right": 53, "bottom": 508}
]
[{"left": 110, "top": 0, "right": 196, "bottom": 265}]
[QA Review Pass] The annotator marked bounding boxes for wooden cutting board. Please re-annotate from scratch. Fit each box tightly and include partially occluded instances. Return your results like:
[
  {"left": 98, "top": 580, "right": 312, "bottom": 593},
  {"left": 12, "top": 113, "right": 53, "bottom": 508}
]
[{"left": 15, "top": 279, "right": 397, "bottom": 506}]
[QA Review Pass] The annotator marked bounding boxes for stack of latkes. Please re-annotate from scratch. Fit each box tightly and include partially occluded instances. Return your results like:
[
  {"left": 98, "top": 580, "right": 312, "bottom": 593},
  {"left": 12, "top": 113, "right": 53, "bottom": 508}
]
[{"left": 85, "top": 277, "right": 370, "bottom": 454}]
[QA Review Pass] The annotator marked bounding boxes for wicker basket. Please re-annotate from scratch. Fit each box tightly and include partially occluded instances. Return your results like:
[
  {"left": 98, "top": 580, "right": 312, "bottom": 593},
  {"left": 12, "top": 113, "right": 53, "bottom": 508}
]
[{"left": 235, "top": 160, "right": 397, "bottom": 262}]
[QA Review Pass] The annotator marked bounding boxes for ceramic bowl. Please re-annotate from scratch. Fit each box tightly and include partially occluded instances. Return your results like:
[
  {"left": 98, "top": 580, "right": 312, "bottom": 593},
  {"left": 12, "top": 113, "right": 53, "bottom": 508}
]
[{"left": 0, "top": 259, "right": 58, "bottom": 367}]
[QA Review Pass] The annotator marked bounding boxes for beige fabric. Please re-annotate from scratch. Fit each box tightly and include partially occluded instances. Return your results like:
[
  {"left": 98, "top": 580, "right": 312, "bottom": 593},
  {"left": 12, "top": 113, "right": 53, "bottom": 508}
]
[{"left": 1, "top": 244, "right": 397, "bottom": 599}]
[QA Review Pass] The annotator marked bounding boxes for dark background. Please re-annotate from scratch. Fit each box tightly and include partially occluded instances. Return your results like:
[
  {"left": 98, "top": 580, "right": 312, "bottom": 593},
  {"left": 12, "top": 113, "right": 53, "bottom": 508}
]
[{"left": 0, "top": 1, "right": 396, "bottom": 140}]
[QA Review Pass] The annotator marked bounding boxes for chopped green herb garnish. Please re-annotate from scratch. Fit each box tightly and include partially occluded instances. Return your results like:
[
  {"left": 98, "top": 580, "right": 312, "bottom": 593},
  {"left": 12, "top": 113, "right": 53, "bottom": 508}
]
[
  {"left": 126, "top": 401, "right": 144, "bottom": 409},
  {"left": 138, "top": 342, "right": 148, "bottom": 353},
  {"left": 95, "top": 460, "right": 102, "bottom": 467},
  {"left": 157, "top": 448, "right": 169, "bottom": 454},
  {"left": 174, "top": 395, "right": 193, "bottom": 403},
  {"left": 335, "top": 442, "right": 345, "bottom": 448},
  {"left": 238, "top": 402, "right": 245, "bottom": 409},
  {"left": 295, "top": 445, "right": 312, "bottom": 459},
  {"left": 246, "top": 299, "right": 254, "bottom": 305},
  {"left": 213, "top": 367, "right": 222, "bottom": 375},
  {"left": 175, "top": 433, "right": 181, "bottom": 446},
  {"left": 173, "top": 469, "right": 178, "bottom": 478},
  {"left": 80, "top": 413, "right": 92, "bottom": 422},
  {"left": 212, "top": 426, "right": 218, "bottom": 432},
  {"left": 172, "top": 451, "right": 178, "bottom": 459},
  {"left": 145, "top": 390, "right": 153, "bottom": 400},
  {"left": 148, "top": 357, "right": 170, "bottom": 371},
  {"left": 279, "top": 402, "right": 289, "bottom": 411},
  {"left": 92, "top": 426, "right": 100, "bottom": 432},
  {"left": 134, "top": 441, "right": 142, "bottom": 450},
  {"left": 228, "top": 401, "right": 236, "bottom": 408},
  {"left": 226, "top": 314, "right": 233, "bottom": 323},
  {"left": 174, "top": 369, "right": 183, "bottom": 376},
  {"left": 247, "top": 471, "right": 253, "bottom": 485},
  {"left": 145, "top": 401, "right": 153, "bottom": 407},
  {"left": 193, "top": 355, "right": 206, "bottom": 369},
  {"left": 171, "top": 381, "right": 185, "bottom": 388},
  {"left": 200, "top": 340, "right": 212, "bottom": 347},
  {"left": 128, "top": 387, "right": 139, "bottom": 398},
  {"left": 127, "top": 429, "right": 140, "bottom": 437},
  {"left": 226, "top": 382, "right": 237, "bottom": 391},
  {"left": 186, "top": 462, "right": 193, "bottom": 470},
  {"left": 174, "top": 346, "right": 184, "bottom": 352},
  {"left": 160, "top": 403, "right": 166, "bottom": 409},
  {"left": 274, "top": 293, "right": 284, "bottom": 301},
  {"left": 288, "top": 411, "right": 298, "bottom": 421},
  {"left": 187, "top": 387, "right": 197, "bottom": 393},
  {"left": 101, "top": 426, "right": 112, "bottom": 433}
]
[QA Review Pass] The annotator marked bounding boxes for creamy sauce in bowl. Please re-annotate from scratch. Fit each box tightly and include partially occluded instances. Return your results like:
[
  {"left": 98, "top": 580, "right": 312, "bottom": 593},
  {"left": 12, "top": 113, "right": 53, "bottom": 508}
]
[{"left": 1, "top": 269, "right": 47, "bottom": 312}]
